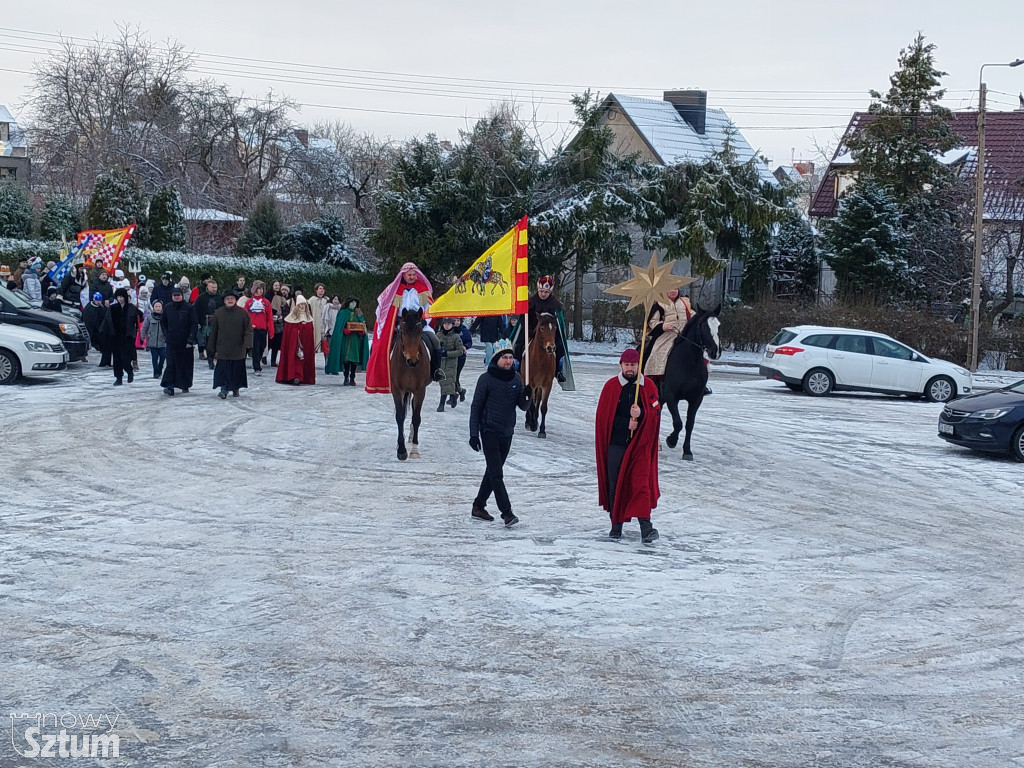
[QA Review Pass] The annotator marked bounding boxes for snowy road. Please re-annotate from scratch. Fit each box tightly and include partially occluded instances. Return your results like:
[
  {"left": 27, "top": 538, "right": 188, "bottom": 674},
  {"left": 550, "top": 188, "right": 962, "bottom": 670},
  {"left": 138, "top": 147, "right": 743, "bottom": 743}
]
[{"left": 2, "top": 357, "right": 1023, "bottom": 767}]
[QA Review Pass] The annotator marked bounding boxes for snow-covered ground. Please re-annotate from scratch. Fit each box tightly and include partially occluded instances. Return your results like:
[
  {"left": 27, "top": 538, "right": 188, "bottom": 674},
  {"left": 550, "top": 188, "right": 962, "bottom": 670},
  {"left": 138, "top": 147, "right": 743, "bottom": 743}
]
[{"left": 3, "top": 356, "right": 1023, "bottom": 767}]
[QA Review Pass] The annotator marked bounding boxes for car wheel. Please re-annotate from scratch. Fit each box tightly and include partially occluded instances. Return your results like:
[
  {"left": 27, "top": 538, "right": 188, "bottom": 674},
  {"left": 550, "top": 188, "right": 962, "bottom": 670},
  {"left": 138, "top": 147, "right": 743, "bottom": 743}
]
[
  {"left": 785, "top": 383, "right": 803, "bottom": 392},
  {"left": 1011, "top": 425, "right": 1024, "bottom": 463},
  {"left": 0, "top": 349, "right": 20, "bottom": 385},
  {"left": 803, "top": 368, "right": 834, "bottom": 396},
  {"left": 925, "top": 376, "right": 956, "bottom": 403}
]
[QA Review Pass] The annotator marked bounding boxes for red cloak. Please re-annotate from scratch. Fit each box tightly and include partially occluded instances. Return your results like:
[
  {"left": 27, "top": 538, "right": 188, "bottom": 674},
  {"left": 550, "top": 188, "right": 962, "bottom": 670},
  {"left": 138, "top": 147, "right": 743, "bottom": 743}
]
[
  {"left": 276, "top": 321, "right": 316, "bottom": 385},
  {"left": 595, "top": 375, "right": 661, "bottom": 523},
  {"left": 365, "top": 279, "right": 432, "bottom": 394}
]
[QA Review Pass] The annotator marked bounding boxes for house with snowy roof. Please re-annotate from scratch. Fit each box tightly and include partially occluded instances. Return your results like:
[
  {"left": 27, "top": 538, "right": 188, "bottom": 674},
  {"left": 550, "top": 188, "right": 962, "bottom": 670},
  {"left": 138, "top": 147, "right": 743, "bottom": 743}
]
[
  {"left": 810, "top": 110, "right": 1024, "bottom": 304},
  {"left": 0, "top": 104, "right": 30, "bottom": 185},
  {"left": 584, "top": 90, "right": 776, "bottom": 304}
]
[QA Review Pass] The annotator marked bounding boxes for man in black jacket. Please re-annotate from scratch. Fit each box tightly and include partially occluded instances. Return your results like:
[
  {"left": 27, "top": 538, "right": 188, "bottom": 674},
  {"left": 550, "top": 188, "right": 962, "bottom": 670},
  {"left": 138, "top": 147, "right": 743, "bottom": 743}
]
[
  {"left": 194, "top": 278, "right": 224, "bottom": 367},
  {"left": 468, "top": 340, "right": 531, "bottom": 527},
  {"left": 160, "top": 287, "right": 199, "bottom": 396},
  {"left": 102, "top": 288, "right": 140, "bottom": 385},
  {"left": 150, "top": 271, "right": 175, "bottom": 309}
]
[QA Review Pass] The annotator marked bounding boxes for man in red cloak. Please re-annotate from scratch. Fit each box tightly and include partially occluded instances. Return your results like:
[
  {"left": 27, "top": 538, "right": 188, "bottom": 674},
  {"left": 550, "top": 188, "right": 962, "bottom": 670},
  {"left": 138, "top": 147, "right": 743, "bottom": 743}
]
[
  {"left": 595, "top": 348, "right": 662, "bottom": 542},
  {"left": 276, "top": 296, "right": 317, "bottom": 385},
  {"left": 365, "top": 261, "right": 443, "bottom": 394}
]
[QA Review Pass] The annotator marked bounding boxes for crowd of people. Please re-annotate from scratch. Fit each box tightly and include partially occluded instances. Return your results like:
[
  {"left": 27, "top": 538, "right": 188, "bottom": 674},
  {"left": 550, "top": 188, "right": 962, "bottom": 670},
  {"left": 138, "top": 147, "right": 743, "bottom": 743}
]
[{"left": 4, "top": 256, "right": 679, "bottom": 544}]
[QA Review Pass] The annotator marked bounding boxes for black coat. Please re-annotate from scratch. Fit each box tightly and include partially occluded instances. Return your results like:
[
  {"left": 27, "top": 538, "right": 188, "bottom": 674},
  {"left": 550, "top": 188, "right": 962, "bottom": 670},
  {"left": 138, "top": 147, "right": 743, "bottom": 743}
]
[
  {"left": 101, "top": 300, "right": 139, "bottom": 340},
  {"left": 470, "top": 315, "right": 507, "bottom": 343},
  {"left": 83, "top": 302, "right": 105, "bottom": 343},
  {"left": 194, "top": 291, "right": 225, "bottom": 326},
  {"left": 469, "top": 362, "right": 529, "bottom": 438},
  {"left": 89, "top": 276, "right": 113, "bottom": 303},
  {"left": 160, "top": 300, "right": 199, "bottom": 349},
  {"left": 151, "top": 282, "right": 175, "bottom": 308},
  {"left": 60, "top": 272, "right": 88, "bottom": 305}
]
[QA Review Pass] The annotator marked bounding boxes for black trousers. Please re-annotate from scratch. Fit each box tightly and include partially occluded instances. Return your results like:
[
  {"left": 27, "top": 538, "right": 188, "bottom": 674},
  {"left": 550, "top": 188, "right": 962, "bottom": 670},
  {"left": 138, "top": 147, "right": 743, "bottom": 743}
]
[
  {"left": 111, "top": 337, "right": 135, "bottom": 381},
  {"left": 605, "top": 443, "right": 627, "bottom": 516},
  {"left": 252, "top": 329, "right": 268, "bottom": 371},
  {"left": 474, "top": 432, "right": 513, "bottom": 515}
]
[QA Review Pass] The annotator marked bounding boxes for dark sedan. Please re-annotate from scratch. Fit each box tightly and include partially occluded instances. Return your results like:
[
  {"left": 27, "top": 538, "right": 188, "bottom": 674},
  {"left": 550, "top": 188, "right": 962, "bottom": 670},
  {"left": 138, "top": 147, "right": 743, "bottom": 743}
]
[{"left": 938, "top": 380, "right": 1024, "bottom": 461}]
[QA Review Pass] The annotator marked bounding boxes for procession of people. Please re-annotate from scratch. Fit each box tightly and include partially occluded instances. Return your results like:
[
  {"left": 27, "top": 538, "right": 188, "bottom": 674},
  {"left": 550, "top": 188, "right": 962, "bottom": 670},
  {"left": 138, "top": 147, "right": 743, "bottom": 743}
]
[{"left": 7, "top": 258, "right": 677, "bottom": 544}]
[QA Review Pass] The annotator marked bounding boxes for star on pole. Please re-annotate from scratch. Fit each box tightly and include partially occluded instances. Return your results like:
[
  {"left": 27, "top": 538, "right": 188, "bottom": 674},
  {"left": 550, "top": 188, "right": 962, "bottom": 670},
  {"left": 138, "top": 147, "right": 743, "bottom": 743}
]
[{"left": 605, "top": 252, "right": 693, "bottom": 313}]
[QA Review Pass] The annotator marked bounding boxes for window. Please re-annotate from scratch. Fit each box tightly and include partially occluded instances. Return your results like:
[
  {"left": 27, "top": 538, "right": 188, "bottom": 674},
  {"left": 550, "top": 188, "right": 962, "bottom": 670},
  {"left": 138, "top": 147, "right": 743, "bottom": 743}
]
[
  {"left": 0, "top": 167, "right": 16, "bottom": 181},
  {"left": 770, "top": 330, "right": 797, "bottom": 345},
  {"left": 801, "top": 334, "right": 836, "bottom": 348},
  {"left": 834, "top": 334, "right": 869, "bottom": 354},
  {"left": 870, "top": 337, "right": 915, "bottom": 360}
]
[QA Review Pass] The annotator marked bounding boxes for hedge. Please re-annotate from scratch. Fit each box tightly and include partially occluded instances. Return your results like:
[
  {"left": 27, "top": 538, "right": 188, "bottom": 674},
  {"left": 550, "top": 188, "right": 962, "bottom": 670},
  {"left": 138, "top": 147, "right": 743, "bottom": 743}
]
[{"left": 0, "top": 238, "right": 391, "bottom": 308}]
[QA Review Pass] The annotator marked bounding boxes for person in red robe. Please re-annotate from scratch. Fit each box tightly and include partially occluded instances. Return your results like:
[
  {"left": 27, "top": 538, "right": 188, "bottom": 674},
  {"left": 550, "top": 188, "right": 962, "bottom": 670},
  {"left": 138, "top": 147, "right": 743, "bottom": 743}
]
[
  {"left": 595, "top": 348, "right": 662, "bottom": 542},
  {"left": 364, "top": 261, "right": 444, "bottom": 394},
  {"left": 276, "top": 296, "right": 317, "bottom": 385}
]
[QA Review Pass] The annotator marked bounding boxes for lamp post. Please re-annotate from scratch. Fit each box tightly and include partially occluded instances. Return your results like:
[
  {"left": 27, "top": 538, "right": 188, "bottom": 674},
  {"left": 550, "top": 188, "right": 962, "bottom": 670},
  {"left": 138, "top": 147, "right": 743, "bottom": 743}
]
[{"left": 970, "top": 59, "right": 1024, "bottom": 371}]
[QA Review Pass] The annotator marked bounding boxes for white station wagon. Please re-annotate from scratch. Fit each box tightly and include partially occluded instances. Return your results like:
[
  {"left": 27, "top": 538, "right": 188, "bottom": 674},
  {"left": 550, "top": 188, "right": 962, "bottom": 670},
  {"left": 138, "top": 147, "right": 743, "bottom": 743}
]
[
  {"left": 759, "top": 325, "right": 973, "bottom": 402},
  {"left": 0, "top": 321, "right": 69, "bottom": 384}
]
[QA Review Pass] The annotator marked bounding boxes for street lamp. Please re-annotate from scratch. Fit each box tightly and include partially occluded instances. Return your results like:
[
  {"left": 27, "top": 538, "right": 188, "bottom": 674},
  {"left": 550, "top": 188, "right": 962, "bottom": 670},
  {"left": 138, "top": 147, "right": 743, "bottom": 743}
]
[{"left": 970, "top": 58, "right": 1024, "bottom": 371}]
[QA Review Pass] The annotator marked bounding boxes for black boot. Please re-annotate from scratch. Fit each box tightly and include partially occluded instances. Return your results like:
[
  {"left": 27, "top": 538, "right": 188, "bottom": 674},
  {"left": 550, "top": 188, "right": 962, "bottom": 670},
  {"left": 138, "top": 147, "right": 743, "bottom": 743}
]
[
  {"left": 459, "top": 387, "right": 466, "bottom": 402},
  {"left": 639, "top": 518, "right": 659, "bottom": 543},
  {"left": 471, "top": 503, "right": 494, "bottom": 521},
  {"left": 437, "top": 395, "right": 446, "bottom": 412},
  {"left": 609, "top": 523, "right": 623, "bottom": 539},
  {"left": 427, "top": 333, "right": 445, "bottom": 382},
  {"left": 556, "top": 360, "right": 566, "bottom": 383},
  {"left": 448, "top": 394, "right": 458, "bottom": 409},
  {"left": 704, "top": 385, "right": 713, "bottom": 396}
]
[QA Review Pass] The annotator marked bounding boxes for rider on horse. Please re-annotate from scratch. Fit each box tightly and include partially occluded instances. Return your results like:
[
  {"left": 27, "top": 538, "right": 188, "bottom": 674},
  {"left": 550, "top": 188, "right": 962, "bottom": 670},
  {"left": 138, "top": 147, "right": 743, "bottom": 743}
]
[
  {"left": 365, "top": 261, "right": 445, "bottom": 394},
  {"left": 514, "top": 275, "right": 569, "bottom": 384}
]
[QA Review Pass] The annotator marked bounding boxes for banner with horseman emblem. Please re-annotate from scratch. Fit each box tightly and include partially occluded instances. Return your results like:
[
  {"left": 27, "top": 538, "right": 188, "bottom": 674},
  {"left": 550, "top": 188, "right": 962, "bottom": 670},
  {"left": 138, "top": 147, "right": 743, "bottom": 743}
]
[
  {"left": 426, "top": 216, "right": 529, "bottom": 319},
  {"left": 77, "top": 224, "right": 136, "bottom": 274}
]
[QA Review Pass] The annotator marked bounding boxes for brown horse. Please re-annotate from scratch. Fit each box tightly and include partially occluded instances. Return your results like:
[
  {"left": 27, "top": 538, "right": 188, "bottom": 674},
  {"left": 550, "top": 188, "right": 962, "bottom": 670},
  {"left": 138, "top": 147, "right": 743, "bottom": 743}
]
[
  {"left": 524, "top": 312, "right": 558, "bottom": 438},
  {"left": 391, "top": 308, "right": 432, "bottom": 460}
]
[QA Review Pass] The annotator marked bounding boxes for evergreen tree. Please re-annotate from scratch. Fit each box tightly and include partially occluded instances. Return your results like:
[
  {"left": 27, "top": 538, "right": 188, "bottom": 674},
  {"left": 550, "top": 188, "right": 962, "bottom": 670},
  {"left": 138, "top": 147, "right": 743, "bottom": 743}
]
[
  {"left": 284, "top": 215, "right": 347, "bottom": 263},
  {"left": 147, "top": 185, "right": 187, "bottom": 252},
  {"left": 845, "top": 34, "right": 960, "bottom": 203},
  {"left": 87, "top": 168, "right": 148, "bottom": 246},
  {"left": 822, "top": 182, "right": 915, "bottom": 301},
  {"left": 39, "top": 194, "right": 82, "bottom": 241},
  {"left": 236, "top": 197, "right": 285, "bottom": 259},
  {"left": 771, "top": 216, "right": 820, "bottom": 300},
  {"left": 0, "top": 181, "right": 33, "bottom": 238}
]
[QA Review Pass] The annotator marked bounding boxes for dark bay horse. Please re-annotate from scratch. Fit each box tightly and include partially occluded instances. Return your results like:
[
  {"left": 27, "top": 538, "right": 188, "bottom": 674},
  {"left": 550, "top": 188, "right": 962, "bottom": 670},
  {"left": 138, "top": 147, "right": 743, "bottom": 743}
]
[
  {"left": 524, "top": 312, "right": 557, "bottom": 438},
  {"left": 663, "top": 305, "right": 721, "bottom": 460},
  {"left": 391, "top": 308, "right": 432, "bottom": 460}
]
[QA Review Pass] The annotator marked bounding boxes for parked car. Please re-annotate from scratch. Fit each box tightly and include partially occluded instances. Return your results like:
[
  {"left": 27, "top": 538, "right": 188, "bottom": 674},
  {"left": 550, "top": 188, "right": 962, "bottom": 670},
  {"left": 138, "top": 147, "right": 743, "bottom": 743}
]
[
  {"left": 938, "top": 379, "right": 1024, "bottom": 461},
  {"left": 759, "top": 325, "right": 973, "bottom": 403},
  {"left": 0, "top": 320, "right": 69, "bottom": 384},
  {"left": 0, "top": 284, "right": 89, "bottom": 362}
]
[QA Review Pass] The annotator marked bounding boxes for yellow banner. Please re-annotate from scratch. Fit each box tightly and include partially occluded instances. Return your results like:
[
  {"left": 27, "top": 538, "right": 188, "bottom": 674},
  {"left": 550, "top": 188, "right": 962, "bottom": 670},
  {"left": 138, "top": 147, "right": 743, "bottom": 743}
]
[{"left": 426, "top": 216, "right": 528, "bottom": 319}]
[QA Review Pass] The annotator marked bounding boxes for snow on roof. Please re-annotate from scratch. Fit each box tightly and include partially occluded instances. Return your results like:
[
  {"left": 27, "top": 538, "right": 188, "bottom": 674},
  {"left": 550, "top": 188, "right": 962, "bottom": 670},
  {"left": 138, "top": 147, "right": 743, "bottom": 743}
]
[
  {"left": 307, "top": 137, "right": 336, "bottom": 153},
  {"left": 607, "top": 93, "right": 777, "bottom": 185},
  {"left": 183, "top": 208, "right": 245, "bottom": 222}
]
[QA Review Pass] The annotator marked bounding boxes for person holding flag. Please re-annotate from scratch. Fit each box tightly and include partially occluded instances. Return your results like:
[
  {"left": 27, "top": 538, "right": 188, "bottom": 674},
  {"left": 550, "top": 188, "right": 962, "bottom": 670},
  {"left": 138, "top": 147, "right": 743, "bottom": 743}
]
[{"left": 364, "top": 262, "right": 444, "bottom": 394}]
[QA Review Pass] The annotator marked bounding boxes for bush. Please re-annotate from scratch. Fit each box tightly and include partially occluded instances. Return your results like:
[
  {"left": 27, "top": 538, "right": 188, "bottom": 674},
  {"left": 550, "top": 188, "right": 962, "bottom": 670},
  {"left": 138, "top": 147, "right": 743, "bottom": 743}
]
[
  {"left": 589, "top": 299, "right": 645, "bottom": 344},
  {"left": 39, "top": 194, "right": 82, "bottom": 241},
  {"left": 88, "top": 168, "right": 148, "bottom": 245},
  {"left": 284, "top": 216, "right": 347, "bottom": 264},
  {"left": 236, "top": 197, "right": 284, "bottom": 259},
  {"left": 147, "top": 185, "right": 187, "bottom": 252}
]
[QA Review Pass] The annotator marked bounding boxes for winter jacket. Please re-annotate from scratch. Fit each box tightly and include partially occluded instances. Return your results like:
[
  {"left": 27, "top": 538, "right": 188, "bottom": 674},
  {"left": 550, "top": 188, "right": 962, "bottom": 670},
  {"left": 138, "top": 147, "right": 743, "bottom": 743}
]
[
  {"left": 438, "top": 326, "right": 466, "bottom": 396},
  {"left": 100, "top": 301, "right": 140, "bottom": 340},
  {"left": 150, "top": 281, "right": 174, "bottom": 308},
  {"left": 208, "top": 305, "right": 253, "bottom": 361},
  {"left": 470, "top": 362, "right": 529, "bottom": 439},
  {"left": 194, "top": 291, "right": 225, "bottom": 327},
  {"left": 244, "top": 296, "right": 275, "bottom": 337},
  {"left": 90, "top": 275, "right": 113, "bottom": 303},
  {"left": 528, "top": 293, "right": 563, "bottom": 333},
  {"left": 141, "top": 311, "right": 167, "bottom": 349},
  {"left": 457, "top": 324, "right": 473, "bottom": 361},
  {"left": 160, "top": 300, "right": 199, "bottom": 349},
  {"left": 470, "top": 315, "right": 506, "bottom": 343},
  {"left": 22, "top": 270, "right": 42, "bottom": 302},
  {"left": 83, "top": 302, "right": 105, "bottom": 344},
  {"left": 60, "top": 271, "right": 88, "bottom": 306}
]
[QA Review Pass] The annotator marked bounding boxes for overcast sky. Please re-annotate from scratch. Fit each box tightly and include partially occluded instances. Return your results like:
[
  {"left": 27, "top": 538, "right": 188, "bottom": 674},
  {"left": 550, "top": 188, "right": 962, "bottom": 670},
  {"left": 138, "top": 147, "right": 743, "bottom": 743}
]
[{"left": 3, "top": 0, "right": 1024, "bottom": 168}]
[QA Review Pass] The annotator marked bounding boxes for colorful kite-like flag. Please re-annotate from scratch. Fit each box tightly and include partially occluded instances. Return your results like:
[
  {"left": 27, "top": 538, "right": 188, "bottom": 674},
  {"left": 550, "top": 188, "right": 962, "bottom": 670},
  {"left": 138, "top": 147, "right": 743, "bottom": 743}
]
[
  {"left": 426, "top": 216, "right": 529, "bottom": 319},
  {"left": 46, "top": 234, "right": 100, "bottom": 285},
  {"left": 78, "top": 224, "right": 136, "bottom": 274}
]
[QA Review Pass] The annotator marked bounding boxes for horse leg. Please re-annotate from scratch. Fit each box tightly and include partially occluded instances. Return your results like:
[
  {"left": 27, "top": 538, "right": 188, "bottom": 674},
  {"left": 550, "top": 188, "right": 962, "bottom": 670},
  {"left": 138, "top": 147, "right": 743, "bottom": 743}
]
[
  {"left": 409, "top": 388, "right": 424, "bottom": 459},
  {"left": 394, "top": 391, "right": 408, "bottom": 461},
  {"left": 538, "top": 389, "right": 549, "bottom": 439},
  {"left": 525, "top": 388, "right": 537, "bottom": 431},
  {"left": 681, "top": 395, "right": 703, "bottom": 460},
  {"left": 664, "top": 395, "right": 683, "bottom": 449}
]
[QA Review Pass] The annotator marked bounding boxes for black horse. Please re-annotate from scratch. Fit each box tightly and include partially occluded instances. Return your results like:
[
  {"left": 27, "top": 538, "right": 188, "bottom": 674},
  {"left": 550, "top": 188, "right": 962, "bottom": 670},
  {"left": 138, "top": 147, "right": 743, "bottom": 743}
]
[{"left": 663, "top": 305, "right": 721, "bottom": 460}]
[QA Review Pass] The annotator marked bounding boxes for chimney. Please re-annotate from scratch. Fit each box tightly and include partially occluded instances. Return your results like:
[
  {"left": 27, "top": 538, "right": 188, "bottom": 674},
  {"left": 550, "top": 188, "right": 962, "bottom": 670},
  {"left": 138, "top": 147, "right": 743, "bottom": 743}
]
[
  {"left": 294, "top": 129, "right": 309, "bottom": 148},
  {"left": 664, "top": 90, "right": 707, "bottom": 135}
]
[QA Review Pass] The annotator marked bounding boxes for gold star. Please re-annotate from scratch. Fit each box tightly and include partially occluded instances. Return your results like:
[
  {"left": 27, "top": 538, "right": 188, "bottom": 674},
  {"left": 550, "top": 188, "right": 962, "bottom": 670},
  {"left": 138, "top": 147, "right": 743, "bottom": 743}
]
[{"left": 605, "top": 253, "right": 694, "bottom": 312}]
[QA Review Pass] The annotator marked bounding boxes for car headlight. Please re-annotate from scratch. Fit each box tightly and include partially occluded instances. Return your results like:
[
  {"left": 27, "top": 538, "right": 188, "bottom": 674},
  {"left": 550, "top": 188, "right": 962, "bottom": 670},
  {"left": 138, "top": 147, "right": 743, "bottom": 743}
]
[
  {"left": 953, "top": 366, "right": 971, "bottom": 377},
  {"left": 24, "top": 340, "right": 53, "bottom": 352},
  {"left": 969, "top": 408, "right": 1011, "bottom": 420},
  {"left": 57, "top": 322, "right": 81, "bottom": 338}
]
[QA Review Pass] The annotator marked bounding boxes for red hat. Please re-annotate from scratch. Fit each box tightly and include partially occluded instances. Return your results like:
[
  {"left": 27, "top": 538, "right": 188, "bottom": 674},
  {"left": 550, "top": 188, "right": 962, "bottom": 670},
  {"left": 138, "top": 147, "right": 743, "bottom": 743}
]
[{"left": 619, "top": 348, "right": 640, "bottom": 364}]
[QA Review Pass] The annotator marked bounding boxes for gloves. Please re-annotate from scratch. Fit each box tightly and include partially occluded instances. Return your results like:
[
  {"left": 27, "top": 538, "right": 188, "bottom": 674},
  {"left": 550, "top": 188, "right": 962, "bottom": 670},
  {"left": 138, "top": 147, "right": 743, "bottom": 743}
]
[
  {"left": 440, "top": 348, "right": 447, "bottom": 357},
  {"left": 523, "top": 384, "right": 532, "bottom": 399},
  {"left": 343, "top": 328, "right": 351, "bottom": 335},
  {"left": 469, "top": 436, "right": 481, "bottom": 452}
]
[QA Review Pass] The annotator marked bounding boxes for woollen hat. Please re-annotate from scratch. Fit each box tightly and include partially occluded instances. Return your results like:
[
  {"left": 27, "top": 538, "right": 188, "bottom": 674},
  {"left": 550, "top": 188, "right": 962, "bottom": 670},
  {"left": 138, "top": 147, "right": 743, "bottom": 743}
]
[
  {"left": 619, "top": 348, "right": 640, "bottom": 364},
  {"left": 92, "top": 292, "right": 104, "bottom": 302},
  {"left": 494, "top": 339, "right": 514, "bottom": 358},
  {"left": 171, "top": 287, "right": 184, "bottom": 297}
]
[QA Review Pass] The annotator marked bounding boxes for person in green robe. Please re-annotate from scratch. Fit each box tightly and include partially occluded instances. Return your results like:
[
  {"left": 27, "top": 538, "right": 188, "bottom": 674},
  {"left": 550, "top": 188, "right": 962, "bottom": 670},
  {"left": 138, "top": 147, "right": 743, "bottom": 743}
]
[{"left": 326, "top": 296, "right": 369, "bottom": 386}]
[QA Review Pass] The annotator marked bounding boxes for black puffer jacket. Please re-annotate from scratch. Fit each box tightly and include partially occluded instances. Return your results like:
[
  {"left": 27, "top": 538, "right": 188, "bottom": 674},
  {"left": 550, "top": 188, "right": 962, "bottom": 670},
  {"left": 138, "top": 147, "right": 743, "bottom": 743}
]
[
  {"left": 160, "top": 300, "right": 199, "bottom": 348},
  {"left": 469, "top": 362, "right": 530, "bottom": 438}
]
